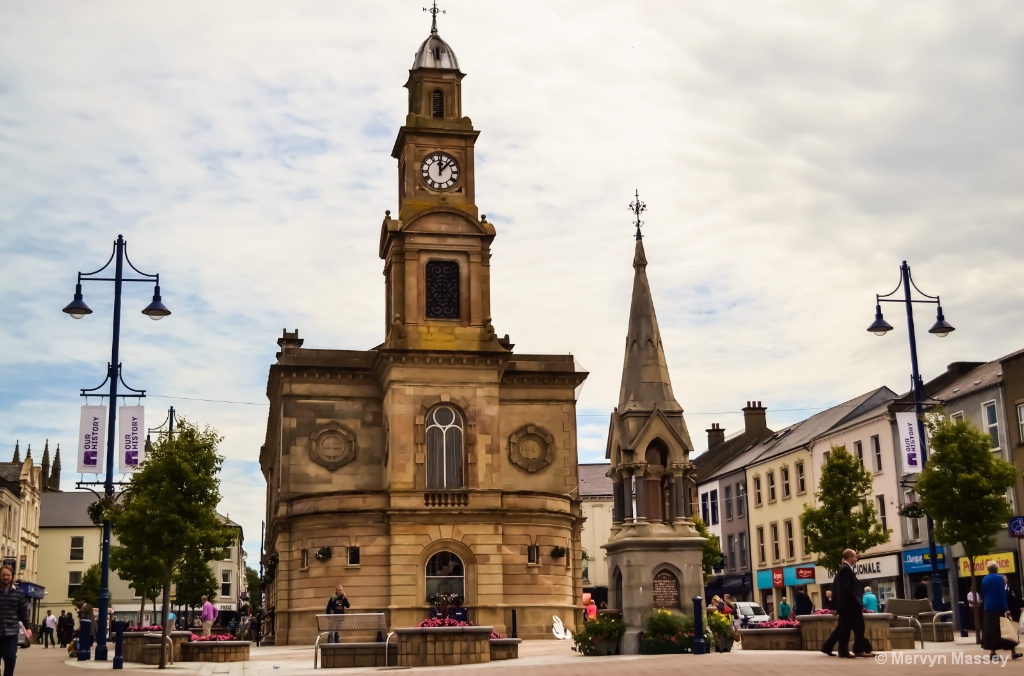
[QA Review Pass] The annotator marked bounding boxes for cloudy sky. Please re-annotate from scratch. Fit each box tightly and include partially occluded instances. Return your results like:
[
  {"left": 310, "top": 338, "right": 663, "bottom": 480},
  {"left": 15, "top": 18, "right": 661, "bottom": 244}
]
[{"left": 2, "top": 1, "right": 1022, "bottom": 564}]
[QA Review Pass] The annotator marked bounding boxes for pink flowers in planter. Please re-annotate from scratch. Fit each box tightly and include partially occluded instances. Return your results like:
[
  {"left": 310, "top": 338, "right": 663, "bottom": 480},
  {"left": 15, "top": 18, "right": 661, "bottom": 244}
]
[
  {"left": 191, "top": 633, "right": 239, "bottom": 642},
  {"left": 414, "top": 617, "right": 502, "bottom": 639},
  {"left": 127, "top": 625, "right": 164, "bottom": 632},
  {"left": 748, "top": 619, "right": 800, "bottom": 629}
]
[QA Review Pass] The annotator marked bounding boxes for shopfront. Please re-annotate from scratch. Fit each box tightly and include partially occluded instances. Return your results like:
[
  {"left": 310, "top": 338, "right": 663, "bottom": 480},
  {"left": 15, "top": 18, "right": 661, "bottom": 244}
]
[
  {"left": 756, "top": 565, "right": 817, "bottom": 617},
  {"left": 956, "top": 551, "right": 1020, "bottom": 598},
  {"left": 816, "top": 553, "right": 901, "bottom": 608},
  {"left": 705, "top": 572, "right": 753, "bottom": 603},
  {"left": 902, "top": 546, "right": 948, "bottom": 603}
]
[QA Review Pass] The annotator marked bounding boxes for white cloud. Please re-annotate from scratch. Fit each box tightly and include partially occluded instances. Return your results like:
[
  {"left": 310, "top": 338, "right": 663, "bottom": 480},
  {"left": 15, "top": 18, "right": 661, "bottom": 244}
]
[{"left": 2, "top": 1, "right": 1022, "bottom": 561}]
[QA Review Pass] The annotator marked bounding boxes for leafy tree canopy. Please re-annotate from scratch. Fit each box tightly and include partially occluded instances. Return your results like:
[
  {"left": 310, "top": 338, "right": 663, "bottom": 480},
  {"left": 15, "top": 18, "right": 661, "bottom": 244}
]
[
  {"left": 801, "top": 446, "right": 890, "bottom": 572},
  {"left": 245, "top": 566, "right": 263, "bottom": 614},
  {"left": 78, "top": 563, "right": 102, "bottom": 606},
  {"left": 174, "top": 555, "right": 218, "bottom": 609},
  {"left": 692, "top": 516, "right": 724, "bottom": 583},
  {"left": 917, "top": 415, "right": 1015, "bottom": 575},
  {"left": 109, "top": 419, "right": 236, "bottom": 667}
]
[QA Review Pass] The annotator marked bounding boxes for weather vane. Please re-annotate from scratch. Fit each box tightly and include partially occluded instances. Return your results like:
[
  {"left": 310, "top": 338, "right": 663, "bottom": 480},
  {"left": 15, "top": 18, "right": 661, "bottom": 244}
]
[
  {"left": 629, "top": 189, "right": 647, "bottom": 241},
  {"left": 423, "top": 1, "right": 445, "bottom": 34}
]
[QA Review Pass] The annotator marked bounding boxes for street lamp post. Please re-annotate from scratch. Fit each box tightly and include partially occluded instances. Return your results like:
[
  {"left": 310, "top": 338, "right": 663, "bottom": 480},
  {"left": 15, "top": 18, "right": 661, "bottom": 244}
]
[
  {"left": 867, "top": 260, "right": 953, "bottom": 611},
  {"left": 63, "top": 234, "right": 170, "bottom": 662}
]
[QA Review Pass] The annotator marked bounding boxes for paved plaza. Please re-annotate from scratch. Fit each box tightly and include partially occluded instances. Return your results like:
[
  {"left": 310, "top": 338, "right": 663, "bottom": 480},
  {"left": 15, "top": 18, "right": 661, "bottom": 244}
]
[{"left": 10, "top": 634, "right": 1022, "bottom": 676}]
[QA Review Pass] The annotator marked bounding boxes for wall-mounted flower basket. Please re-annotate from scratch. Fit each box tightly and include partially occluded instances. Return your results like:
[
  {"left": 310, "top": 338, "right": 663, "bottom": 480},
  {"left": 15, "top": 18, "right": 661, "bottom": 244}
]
[
  {"left": 316, "top": 546, "right": 332, "bottom": 562},
  {"left": 551, "top": 546, "right": 567, "bottom": 559},
  {"left": 897, "top": 501, "right": 926, "bottom": 519}
]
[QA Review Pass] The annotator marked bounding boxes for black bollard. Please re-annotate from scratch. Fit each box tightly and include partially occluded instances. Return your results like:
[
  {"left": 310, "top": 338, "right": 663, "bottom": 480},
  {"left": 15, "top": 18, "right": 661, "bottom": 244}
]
[
  {"left": 112, "top": 619, "right": 124, "bottom": 669},
  {"left": 692, "top": 596, "right": 707, "bottom": 655},
  {"left": 511, "top": 609, "right": 518, "bottom": 639},
  {"left": 958, "top": 601, "right": 969, "bottom": 638},
  {"left": 78, "top": 619, "right": 92, "bottom": 661}
]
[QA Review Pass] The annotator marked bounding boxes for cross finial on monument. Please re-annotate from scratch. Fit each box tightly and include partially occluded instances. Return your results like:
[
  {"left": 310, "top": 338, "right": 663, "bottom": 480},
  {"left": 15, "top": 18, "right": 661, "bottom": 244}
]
[
  {"left": 629, "top": 189, "right": 647, "bottom": 241},
  {"left": 423, "top": 1, "right": 445, "bottom": 34}
]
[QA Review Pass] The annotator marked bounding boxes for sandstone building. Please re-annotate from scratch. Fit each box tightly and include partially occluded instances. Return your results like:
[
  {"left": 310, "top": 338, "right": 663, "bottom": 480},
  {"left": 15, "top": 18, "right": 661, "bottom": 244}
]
[{"left": 260, "top": 20, "right": 587, "bottom": 644}]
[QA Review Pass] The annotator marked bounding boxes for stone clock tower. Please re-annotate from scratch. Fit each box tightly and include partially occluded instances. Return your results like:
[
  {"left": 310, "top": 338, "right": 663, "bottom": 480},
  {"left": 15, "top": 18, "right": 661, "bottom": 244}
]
[{"left": 261, "top": 17, "right": 589, "bottom": 645}]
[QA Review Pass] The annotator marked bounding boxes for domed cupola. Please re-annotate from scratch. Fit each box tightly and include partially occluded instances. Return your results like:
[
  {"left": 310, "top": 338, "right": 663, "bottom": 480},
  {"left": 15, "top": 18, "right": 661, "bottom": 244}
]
[{"left": 413, "top": 33, "right": 460, "bottom": 71}]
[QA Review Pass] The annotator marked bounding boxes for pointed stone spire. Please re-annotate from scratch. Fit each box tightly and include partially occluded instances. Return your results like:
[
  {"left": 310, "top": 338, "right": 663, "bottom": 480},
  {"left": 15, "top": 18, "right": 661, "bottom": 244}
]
[
  {"left": 24, "top": 444, "right": 31, "bottom": 461},
  {"left": 617, "top": 236, "right": 682, "bottom": 413},
  {"left": 51, "top": 445, "right": 62, "bottom": 491},
  {"left": 42, "top": 440, "right": 51, "bottom": 481},
  {"left": 12, "top": 441, "right": 19, "bottom": 463}
]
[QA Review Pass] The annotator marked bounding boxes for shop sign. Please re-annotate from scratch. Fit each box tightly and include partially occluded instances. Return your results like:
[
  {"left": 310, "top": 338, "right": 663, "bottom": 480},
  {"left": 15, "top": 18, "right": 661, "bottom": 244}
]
[
  {"left": 772, "top": 568, "right": 784, "bottom": 587},
  {"left": 817, "top": 554, "right": 900, "bottom": 583},
  {"left": 901, "top": 547, "right": 947, "bottom": 573},
  {"left": 1009, "top": 517, "right": 1024, "bottom": 538},
  {"left": 957, "top": 552, "right": 1016, "bottom": 577},
  {"left": 795, "top": 567, "right": 815, "bottom": 580}
]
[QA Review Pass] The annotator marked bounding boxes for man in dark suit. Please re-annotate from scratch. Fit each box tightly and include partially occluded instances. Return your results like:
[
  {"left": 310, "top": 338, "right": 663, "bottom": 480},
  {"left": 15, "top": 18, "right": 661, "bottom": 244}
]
[{"left": 834, "top": 549, "right": 870, "bottom": 658}]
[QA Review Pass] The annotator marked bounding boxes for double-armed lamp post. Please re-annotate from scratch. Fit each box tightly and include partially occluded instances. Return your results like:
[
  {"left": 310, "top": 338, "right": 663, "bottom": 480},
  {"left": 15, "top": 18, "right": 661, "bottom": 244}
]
[
  {"left": 867, "top": 260, "right": 953, "bottom": 610},
  {"left": 63, "top": 234, "right": 170, "bottom": 662}
]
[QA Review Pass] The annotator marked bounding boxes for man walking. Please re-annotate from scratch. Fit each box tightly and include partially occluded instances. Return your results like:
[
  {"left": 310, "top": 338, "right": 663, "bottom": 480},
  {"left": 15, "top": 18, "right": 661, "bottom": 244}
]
[
  {"left": 0, "top": 565, "right": 31, "bottom": 675},
  {"left": 834, "top": 549, "right": 870, "bottom": 658},
  {"left": 42, "top": 610, "right": 56, "bottom": 648},
  {"left": 200, "top": 595, "right": 218, "bottom": 637}
]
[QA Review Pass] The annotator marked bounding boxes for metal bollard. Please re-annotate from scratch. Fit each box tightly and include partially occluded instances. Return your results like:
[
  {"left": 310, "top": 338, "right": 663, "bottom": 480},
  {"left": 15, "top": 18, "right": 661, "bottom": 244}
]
[
  {"left": 692, "top": 596, "right": 707, "bottom": 655},
  {"left": 511, "top": 609, "right": 518, "bottom": 639},
  {"left": 78, "top": 619, "right": 92, "bottom": 661},
  {"left": 958, "top": 601, "right": 969, "bottom": 638},
  {"left": 112, "top": 619, "right": 124, "bottom": 670}
]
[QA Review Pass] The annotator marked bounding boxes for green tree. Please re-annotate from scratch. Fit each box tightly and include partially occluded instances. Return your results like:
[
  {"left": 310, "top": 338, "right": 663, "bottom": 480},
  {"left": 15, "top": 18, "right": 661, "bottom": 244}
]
[
  {"left": 77, "top": 563, "right": 102, "bottom": 606},
  {"left": 692, "top": 516, "right": 723, "bottom": 583},
  {"left": 174, "top": 555, "right": 218, "bottom": 623},
  {"left": 916, "top": 415, "right": 1015, "bottom": 637},
  {"left": 245, "top": 566, "right": 263, "bottom": 614},
  {"left": 109, "top": 419, "right": 236, "bottom": 668},
  {"left": 111, "top": 547, "right": 163, "bottom": 624},
  {"left": 801, "top": 446, "right": 890, "bottom": 573}
]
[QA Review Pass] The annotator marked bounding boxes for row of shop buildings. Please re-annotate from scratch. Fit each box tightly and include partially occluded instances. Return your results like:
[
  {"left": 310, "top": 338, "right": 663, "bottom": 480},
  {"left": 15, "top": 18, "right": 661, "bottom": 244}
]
[{"left": 694, "top": 348, "right": 1024, "bottom": 618}]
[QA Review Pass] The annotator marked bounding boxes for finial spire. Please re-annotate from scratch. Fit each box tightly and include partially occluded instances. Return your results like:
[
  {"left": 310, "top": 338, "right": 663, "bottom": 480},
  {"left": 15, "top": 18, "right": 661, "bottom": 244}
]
[
  {"left": 629, "top": 189, "right": 646, "bottom": 241},
  {"left": 424, "top": 1, "right": 445, "bottom": 34}
]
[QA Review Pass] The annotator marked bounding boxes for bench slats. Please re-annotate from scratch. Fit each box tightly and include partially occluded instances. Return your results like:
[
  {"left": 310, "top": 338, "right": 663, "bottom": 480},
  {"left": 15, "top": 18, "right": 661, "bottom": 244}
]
[{"left": 316, "top": 613, "right": 387, "bottom": 633}]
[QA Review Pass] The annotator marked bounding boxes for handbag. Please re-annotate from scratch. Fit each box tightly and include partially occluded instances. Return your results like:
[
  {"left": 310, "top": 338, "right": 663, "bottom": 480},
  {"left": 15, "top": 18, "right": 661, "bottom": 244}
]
[{"left": 1000, "top": 616, "right": 1020, "bottom": 645}]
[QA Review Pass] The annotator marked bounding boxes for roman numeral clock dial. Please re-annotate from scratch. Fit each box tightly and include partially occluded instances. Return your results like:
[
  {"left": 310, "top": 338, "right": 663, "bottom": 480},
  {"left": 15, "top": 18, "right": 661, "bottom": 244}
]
[{"left": 420, "top": 152, "right": 460, "bottom": 191}]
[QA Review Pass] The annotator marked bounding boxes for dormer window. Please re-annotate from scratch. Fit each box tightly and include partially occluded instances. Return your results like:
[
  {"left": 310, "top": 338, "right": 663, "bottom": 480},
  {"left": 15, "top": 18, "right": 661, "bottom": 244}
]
[
  {"left": 432, "top": 89, "right": 444, "bottom": 118},
  {"left": 433, "top": 46, "right": 442, "bottom": 61}
]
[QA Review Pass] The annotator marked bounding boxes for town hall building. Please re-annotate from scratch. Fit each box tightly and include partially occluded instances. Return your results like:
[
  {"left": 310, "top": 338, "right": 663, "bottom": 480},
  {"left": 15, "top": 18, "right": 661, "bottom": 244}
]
[{"left": 260, "top": 18, "right": 588, "bottom": 644}]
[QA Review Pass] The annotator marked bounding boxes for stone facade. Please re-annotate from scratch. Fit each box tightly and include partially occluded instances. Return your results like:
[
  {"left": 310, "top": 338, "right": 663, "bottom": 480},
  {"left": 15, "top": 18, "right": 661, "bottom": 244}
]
[{"left": 260, "top": 20, "right": 587, "bottom": 645}]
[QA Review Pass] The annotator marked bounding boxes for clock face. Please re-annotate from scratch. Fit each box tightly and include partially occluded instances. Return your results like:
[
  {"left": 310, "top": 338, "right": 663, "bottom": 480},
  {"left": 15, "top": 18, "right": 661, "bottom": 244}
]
[{"left": 420, "top": 152, "right": 460, "bottom": 191}]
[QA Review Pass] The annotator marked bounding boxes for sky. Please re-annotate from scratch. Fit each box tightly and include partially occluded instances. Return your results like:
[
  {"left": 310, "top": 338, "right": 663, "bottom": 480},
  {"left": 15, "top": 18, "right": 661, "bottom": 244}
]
[{"left": 2, "top": 1, "right": 1022, "bottom": 565}]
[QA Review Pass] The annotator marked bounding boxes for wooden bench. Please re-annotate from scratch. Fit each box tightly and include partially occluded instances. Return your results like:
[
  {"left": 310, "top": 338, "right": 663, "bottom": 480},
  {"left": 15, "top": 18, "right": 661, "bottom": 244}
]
[{"left": 313, "top": 613, "right": 388, "bottom": 668}]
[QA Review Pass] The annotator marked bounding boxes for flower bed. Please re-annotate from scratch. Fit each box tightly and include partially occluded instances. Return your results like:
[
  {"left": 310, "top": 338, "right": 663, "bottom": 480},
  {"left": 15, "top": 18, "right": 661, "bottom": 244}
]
[
  {"left": 573, "top": 612, "right": 625, "bottom": 655},
  {"left": 415, "top": 616, "right": 501, "bottom": 639}
]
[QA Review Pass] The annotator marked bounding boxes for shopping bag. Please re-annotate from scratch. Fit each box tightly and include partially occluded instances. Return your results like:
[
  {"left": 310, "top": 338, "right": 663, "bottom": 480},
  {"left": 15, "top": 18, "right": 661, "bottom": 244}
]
[{"left": 1000, "top": 616, "right": 1019, "bottom": 645}]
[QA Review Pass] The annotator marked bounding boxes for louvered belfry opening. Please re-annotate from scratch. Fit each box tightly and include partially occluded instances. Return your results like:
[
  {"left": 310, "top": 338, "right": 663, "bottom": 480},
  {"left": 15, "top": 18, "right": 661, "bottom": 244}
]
[{"left": 431, "top": 89, "right": 444, "bottom": 118}]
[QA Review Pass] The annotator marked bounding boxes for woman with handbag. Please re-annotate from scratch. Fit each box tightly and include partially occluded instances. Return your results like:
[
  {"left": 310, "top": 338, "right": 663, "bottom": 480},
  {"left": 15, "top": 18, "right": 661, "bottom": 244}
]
[{"left": 981, "top": 561, "right": 1022, "bottom": 661}]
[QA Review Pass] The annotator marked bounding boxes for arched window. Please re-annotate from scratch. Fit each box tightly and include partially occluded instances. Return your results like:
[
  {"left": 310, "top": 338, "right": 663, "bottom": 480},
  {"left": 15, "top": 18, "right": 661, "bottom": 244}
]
[
  {"left": 431, "top": 89, "right": 444, "bottom": 118},
  {"left": 425, "top": 551, "right": 465, "bottom": 603},
  {"left": 426, "top": 405, "right": 464, "bottom": 488}
]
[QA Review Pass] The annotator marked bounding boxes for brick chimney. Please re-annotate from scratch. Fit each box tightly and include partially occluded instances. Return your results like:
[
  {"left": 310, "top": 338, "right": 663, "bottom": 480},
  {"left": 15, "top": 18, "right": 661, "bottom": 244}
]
[
  {"left": 706, "top": 423, "right": 725, "bottom": 449},
  {"left": 743, "top": 401, "right": 768, "bottom": 434}
]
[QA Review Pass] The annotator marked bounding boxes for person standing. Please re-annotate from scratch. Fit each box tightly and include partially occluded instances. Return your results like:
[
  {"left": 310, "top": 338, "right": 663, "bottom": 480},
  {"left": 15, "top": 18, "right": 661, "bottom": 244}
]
[
  {"left": 833, "top": 549, "right": 870, "bottom": 658},
  {"left": 823, "top": 589, "right": 835, "bottom": 610},
  {"left": 982, "top": 562, "right": 1022, "bottom": 661},
  {"left": 913, "top": 575, "right": 930, "bottom": 601},
  {"left": 42, "top": 610, "right": 56, "bottom": 648},
  {"left": 585, "top": 597, "right": 597, "bottom": 621},
  {"left": 0, "top": 565, "right": 31, "bottom": 675},
  {"left": 325, "top": 585, "right": 350, "bottom": 643},
  {"left": 200, "top": 595, "right": 218, "bottom": 637},
  {"left": 778, "top": 597, "right": 791, "bottom": 620},
  {"left": 794, "top": 586, "right": 813, "bottom": 617},
  {"left": 862, "top": 586, "right": 879, "bottom": 612}
]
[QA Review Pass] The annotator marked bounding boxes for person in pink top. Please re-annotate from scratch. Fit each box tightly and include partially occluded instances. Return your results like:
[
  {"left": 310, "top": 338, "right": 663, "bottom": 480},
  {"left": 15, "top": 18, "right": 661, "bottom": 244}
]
[{"left": 200, "top": 596, "right": 218, "bottom": 637}]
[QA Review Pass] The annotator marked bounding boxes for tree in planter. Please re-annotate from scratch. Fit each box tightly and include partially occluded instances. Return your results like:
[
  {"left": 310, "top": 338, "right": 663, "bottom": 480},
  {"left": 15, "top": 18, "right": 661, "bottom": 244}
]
[
  {"left": 109, "top": 419, "right": 237, "bottom": 669},
  {"left": 692, "top": 517, "right": 723, "bottom": 584},
  {"left": 801, "top": 446, "right": 890, "bottom": 573},
  {"left": 916, "top": 415, "right": 1016, "bottom": 638},
  {"left": 174, "top": 555, "right": 219, "bottom": 627},
  {"left": 111, "top": 548, "right": 163, "bottom": 625}
]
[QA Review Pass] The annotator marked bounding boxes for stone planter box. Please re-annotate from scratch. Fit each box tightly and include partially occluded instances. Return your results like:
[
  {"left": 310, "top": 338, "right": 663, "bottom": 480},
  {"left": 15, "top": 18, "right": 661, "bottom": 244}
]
[
  {"left": 796, "top": 613, "right": 892, "bottom": 652},
  {"left": 122, "top": 630, "right": 192, "bottom": 663},
  {"left": 739, "top": 628, "right": 801, "bottom": 650},
  {"left": 181, "top": 641, "right": 251, "bottom": 662},
  {"left": 320, "top": 642, "right": 397, "bottom": 668},
  {"left": 489, "top": 638, "right": 521, "bottom": 661},
  {"left": 394, "top": 626, "right": 493, "bottom": 668}
]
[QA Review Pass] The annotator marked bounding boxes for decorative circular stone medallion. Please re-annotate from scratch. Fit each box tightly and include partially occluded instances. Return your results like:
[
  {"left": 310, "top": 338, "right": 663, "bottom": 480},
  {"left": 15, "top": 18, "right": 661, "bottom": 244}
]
[
  {"left": 508, "top": 425, "right": 555, "bottom": 473},
  {"left": 309, "top": 422, "right": 357, "bottom": 471}
]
